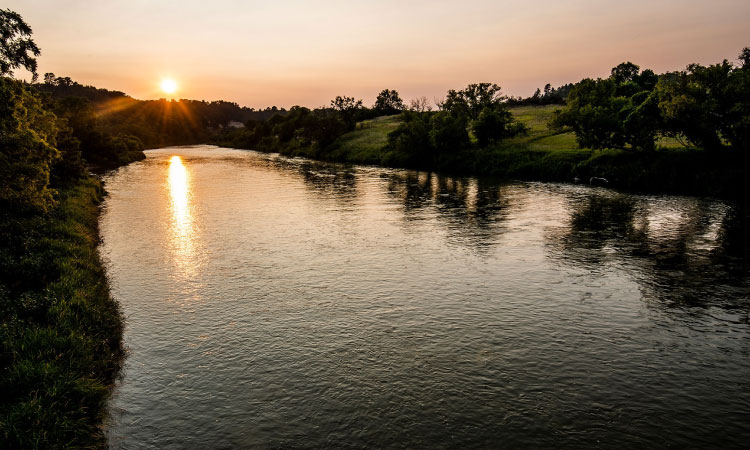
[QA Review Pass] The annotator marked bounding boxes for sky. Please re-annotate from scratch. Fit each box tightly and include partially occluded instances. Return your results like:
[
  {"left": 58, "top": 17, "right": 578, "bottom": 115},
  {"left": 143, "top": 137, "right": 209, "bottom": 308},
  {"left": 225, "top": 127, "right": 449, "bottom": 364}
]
[{"left": 6, "top": 0, "right": 750, "bottom": 108}]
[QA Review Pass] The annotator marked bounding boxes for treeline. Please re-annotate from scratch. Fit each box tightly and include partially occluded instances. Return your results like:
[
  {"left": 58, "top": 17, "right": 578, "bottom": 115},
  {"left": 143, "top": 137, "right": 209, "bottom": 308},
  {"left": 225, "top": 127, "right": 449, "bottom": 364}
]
[
  {"left": 215, "top": 84, "right": 528, "bottom": 169},
  {"left": 34, "top": 74, "right": 289, "bottom": 148},
  {"left": 1, "top": 9, "right": 145, "bottom": 447},
  {"left": 215, "top": 94, "right": 383, "bottom": 153},
  {"left": 553, "top": 49, "right": 750, "bottom": 152},
  {"left": 506, "top": 83, "right": 574, "bottom": 106}
]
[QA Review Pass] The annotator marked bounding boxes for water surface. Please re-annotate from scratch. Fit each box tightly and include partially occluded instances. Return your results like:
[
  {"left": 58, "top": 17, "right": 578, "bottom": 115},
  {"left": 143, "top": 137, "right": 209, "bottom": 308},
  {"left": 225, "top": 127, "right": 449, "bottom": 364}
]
[{"left": 101, "top": 146, "right": 750, "bottom": 449}]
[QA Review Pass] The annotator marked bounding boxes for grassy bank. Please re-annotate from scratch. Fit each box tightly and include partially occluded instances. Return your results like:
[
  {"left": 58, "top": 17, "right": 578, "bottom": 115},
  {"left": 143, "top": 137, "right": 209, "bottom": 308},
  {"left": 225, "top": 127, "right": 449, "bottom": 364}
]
[
  {"left": 267, "top": 106, "right": 749, "bottom": 199},
  {"left": 0, "top": 177, "right": 124, "bottom": 449}
]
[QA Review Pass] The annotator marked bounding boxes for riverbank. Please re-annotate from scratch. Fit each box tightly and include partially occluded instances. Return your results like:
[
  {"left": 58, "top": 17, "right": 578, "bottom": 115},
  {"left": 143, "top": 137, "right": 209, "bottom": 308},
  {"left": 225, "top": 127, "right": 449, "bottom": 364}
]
[
  {"left": 220, "top": 106, "right": 750, "bottom": 200},
  {"left": 0, "top": 176, "right": 125, "bottom": 449}
]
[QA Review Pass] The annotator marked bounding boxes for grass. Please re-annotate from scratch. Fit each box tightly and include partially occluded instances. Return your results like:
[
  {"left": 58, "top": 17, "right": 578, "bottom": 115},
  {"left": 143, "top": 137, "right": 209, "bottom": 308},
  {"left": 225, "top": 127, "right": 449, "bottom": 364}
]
[
  {"left": 0, "top": 177, "right": 124, "bottom": 449},
  {"left": 326, "top": 115, "right": 402, "bottom": 164},
  {"left": 310, "top": 106, "right": 749, "bottom": 199}
]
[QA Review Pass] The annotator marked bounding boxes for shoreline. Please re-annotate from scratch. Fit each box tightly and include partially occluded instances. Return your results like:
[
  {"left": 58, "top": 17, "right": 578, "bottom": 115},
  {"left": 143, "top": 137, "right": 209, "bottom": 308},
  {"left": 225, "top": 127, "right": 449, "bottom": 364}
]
[
  {"left": 214, "top": 106, "right": 750, "bottom": 202},
  {"left": 0, "top": 175, "right": 130, "bottom": 448}
]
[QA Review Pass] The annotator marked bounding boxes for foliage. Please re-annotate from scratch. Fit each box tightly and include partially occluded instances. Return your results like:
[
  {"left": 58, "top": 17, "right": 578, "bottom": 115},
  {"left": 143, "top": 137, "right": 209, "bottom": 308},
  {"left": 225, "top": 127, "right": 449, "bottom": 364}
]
[
  {"left": 553, "top": 48, "right": 750, "bottom": 152},
  {"left": 0, "top": 178, "right": 124, "bottom": 449},
  {"left": 0, "top": 77, "right": 60, "bottom": 211},
  {"left": 373, "top": 89, "right": 404, "bottom": 115},
  {"left": 442, "top": 82, "right": 504, "bottom": 120},
  {"left": 429, "top": 111, "right": 470, "bottom": 153},
  {"left": 387, "top": 111, "right": 433, "bottom": 165},
  {"left": 0, "top": 9, "right": 40, "bottom": 81},
  {"left": 655, "top": 59, "right": 748, "bottom": 150},
  {"left": 330, "top": 95, "right": 365, "bottom": 130},
  {"left": 507, "top": 83, "right": 574, "bottom": 106},
  {"left": 473, "top": 106, "right": 526, "bottom": 146}
]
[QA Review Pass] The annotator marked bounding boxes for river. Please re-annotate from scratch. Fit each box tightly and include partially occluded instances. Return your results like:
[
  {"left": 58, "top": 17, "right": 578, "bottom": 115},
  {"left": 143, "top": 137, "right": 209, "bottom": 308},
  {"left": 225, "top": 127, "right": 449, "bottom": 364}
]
[{"left": 101, "top": 145, "right": 750, "bottom": 449}]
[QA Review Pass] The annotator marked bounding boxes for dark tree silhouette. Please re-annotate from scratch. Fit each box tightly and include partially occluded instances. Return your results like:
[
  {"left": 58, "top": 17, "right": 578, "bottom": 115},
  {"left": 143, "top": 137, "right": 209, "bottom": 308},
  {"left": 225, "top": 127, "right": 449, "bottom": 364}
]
[{"left": 0, "top": 9, "right": 41, "bottom": 81}]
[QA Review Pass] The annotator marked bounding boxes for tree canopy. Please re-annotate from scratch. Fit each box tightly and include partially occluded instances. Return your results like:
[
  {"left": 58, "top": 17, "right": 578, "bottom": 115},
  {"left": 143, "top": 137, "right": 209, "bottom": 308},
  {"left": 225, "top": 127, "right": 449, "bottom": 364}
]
[{"left": 0, "top": 8, "right": 40, "bottom": 81}]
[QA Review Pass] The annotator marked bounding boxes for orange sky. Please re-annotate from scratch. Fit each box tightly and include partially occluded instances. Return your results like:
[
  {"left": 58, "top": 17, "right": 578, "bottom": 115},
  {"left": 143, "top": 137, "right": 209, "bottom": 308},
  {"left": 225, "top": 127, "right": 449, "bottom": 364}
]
[{"left": 7, "top": 0, "right": 750, "bottom": 108}]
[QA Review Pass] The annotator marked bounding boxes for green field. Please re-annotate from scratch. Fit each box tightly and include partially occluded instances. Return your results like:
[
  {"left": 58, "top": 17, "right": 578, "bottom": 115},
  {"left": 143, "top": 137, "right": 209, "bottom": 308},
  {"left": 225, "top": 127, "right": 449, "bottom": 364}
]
[{"left": 316, "top": 105, "right": 748, "bottom": 199}]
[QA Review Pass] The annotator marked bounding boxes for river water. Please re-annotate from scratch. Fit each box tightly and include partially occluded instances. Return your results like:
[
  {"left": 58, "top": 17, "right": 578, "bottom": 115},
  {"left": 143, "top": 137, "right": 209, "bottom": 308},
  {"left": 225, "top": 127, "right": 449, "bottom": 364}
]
[{"left": 101, "top": 146, "right": 750, "bottom": 449}]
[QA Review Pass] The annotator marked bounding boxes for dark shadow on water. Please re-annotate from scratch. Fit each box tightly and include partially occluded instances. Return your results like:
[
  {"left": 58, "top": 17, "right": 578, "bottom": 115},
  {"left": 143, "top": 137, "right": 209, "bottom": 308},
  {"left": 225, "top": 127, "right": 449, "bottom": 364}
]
[
  {"left": 548, "top": 193, "right": 750, "bottom": 317},
  {"left": 383, "top": 171, "right": 517, "bottom": 251}
]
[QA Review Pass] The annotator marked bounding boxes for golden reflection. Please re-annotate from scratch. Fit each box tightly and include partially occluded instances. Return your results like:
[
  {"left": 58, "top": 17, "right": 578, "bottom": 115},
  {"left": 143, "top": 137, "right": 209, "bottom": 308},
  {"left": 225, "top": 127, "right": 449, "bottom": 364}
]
[{"left": 168, "top": 155, "right": 196, "bottom": 276}]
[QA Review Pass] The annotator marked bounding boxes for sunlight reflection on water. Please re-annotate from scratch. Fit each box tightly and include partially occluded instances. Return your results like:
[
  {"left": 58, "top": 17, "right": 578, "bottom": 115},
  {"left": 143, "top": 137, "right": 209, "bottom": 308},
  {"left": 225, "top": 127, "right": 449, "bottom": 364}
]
[
  {"left": 167, "top": 155, "right": 197, "bottom": 280},
  {"left": 101, "top": 146, "right": 750, "bottom": 450}
]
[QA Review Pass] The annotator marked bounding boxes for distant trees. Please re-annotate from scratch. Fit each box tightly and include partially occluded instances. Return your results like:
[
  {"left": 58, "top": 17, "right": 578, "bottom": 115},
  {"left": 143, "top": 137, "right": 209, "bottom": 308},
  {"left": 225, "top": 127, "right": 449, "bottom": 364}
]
[
  {"left": 442, "top": 83, "right": 504, "bottom": 120},
  {"left": 373, "top": 89, "right": 404, "bottom": 115},
  {"left": 0, "top": 8, "right": 41, "bottom": 81},
  {"left": 409, "top": 96, "right": 432, "bottom": 112},
  {"left": 385, "top": 83, "right": 526, "bottom": 168},
  {"left": 656, "top": 59, "right": 749, "bottom": 151},
  {"left": 330, "top": 95, "right": 364, "bottom": 130},
  {"left": 473, "top": 106, "right": 525, "bottom": 147},
  {"left": 507, "top": 83, "right": 573, "bottom": 106},
  {"left": 552, "top": 48, "right": 750, "bottom": 152}
]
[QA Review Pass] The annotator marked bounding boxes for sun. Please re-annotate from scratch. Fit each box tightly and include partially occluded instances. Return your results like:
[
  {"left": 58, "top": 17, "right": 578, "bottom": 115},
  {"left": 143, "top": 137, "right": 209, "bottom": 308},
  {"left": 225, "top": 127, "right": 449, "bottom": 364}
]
[{"left": 160, "top": 78, "right": 178, "bottom": 95}]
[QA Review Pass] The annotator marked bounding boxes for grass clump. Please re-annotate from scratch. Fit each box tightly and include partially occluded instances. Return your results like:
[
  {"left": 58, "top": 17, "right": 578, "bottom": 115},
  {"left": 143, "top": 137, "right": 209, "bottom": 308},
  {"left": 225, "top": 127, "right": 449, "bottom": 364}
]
[{"left": 0, "top": 177, "right": 124, "bottom": 450}]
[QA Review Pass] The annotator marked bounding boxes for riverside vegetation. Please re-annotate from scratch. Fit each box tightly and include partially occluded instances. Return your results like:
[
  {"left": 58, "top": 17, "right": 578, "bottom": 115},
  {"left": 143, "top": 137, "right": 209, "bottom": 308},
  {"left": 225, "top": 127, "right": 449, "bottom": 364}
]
[
  {"left": 216, "top": 52, "right": 750, "bottom": 199},
  {"left": 1, "top": 10, "right": 144, "bottom": 449}
]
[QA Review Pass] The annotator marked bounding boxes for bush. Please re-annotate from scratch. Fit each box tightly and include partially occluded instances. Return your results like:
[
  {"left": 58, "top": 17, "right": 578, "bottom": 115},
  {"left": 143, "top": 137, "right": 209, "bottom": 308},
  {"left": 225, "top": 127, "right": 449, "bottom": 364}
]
[{"left": 0, "top": 77, "right": 60, "bottom": 212}]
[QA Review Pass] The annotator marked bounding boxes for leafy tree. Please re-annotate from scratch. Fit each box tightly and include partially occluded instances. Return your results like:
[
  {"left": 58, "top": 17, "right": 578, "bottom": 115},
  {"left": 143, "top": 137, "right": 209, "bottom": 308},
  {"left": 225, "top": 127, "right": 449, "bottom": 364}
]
[
  {"left": 0, "top": 9, "right": 41, "bottom": 81},
  {"left": 473, "top": 106, "right": 526, "bottom": 146},
  {"left": 374, "top": 89, "right": 404, "bottom": 115},
  {"left": 387, "top": 111, "right": 433, "bottom": 165},
  {"left": 0, "top": 77, "right": 60, "bottom": 210},
  {"left": 552, "top": 78, "right": 630, "bottom": 149},
  {"left": 655, "top": 62, "right": 734, "bottom": 151},
  {"left": 430, "top": 111, "right": 470, "bottom": 153},
  {"left": 442, "top": 83, "right": 505, "bottom": 120},
  {"left": 553, "top": 61, "right": 664, "bottom": 151},
  {"left": 610, "top": 62, "right": 640, "bottom": 84},
  {"left": 739, "top": 47, "right": 750, "bottom": 70},
  {"left": 330, "top": 95, "right": 363, "bottom": 130}
]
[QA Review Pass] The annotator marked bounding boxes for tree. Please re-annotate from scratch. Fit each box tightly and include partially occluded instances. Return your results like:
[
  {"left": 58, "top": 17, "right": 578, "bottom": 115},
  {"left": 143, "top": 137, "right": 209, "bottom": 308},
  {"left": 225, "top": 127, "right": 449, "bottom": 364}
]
[
  {"left": 473, "top": 106, "right": 526, "bottom": 146},
  {"left": 655, "top": 62, "right": 734, "bottom": 151},
  {"left": 0, "top": 77, "right": 60, "bottom": 210},
  {"left": 409, "top": 96, "right": 432, "bottom": 112},
  {"left": 442, "top": 83, "right": 505, "bottom": 120},
  {"left": 610, "top": 62, "right": 640, "bottom": 84},
  {"left": 0, "top": 9, "right": 41, "bottom": 81},
  {"left": 330, "top": 95, "right": 363, "bottom": 130},
  {"left": 739, "top": 47, "right": 750, "bottom": 70},
  {"left": 430, "top": 111, "right": 469, "bottom": 153},
  {"left": 373, "top": 89, "right": 404, "bottom": 115},
  {"left": 551, "top": 78, "right": 629, "bottom": 150}
]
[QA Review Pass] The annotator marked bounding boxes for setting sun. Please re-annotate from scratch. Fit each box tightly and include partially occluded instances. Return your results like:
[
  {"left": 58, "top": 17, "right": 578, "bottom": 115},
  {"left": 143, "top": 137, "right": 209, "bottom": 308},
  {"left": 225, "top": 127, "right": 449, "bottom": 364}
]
[{"left": 160, "top": 78, "right": 178, "bottom": 95}]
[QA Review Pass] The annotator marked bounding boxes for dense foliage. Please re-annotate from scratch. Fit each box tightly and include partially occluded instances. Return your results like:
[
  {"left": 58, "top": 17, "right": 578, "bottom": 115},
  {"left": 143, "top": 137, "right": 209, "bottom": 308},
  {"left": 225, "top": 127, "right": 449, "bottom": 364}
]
[
  {"left": 215, "top": 84, "right": 528, "bottom": 171},
  {"left": 552, "top": 50, "right": 750, "bottom": 152},
  {"left": 0, "top": 9, "right": 40, "bottom": 81},
  {"left": 1, "top": 10, "right": 137, "bottom": 448},
  {"left": 34, "top": 75, "right": 287, "bottom": 149}
]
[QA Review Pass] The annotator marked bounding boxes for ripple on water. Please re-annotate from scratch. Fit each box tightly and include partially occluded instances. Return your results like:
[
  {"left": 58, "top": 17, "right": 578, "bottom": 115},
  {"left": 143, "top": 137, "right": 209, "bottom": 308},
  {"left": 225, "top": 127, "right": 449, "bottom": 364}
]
[{"left": 102, "top": 146, "right": 750, "bottom": 449}]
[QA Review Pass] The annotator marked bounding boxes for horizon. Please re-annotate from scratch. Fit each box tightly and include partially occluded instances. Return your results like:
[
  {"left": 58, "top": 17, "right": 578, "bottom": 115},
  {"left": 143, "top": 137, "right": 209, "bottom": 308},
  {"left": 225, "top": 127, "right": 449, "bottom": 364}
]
[{"left": 6, "top": 0, "right": 750, "bottom": 108}]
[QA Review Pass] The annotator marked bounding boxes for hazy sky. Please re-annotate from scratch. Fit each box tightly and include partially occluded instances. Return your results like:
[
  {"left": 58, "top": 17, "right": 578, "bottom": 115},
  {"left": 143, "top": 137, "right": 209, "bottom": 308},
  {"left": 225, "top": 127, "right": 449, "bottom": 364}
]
[{"left": 7, "top": 0, "right": 750, "bottom": 108}]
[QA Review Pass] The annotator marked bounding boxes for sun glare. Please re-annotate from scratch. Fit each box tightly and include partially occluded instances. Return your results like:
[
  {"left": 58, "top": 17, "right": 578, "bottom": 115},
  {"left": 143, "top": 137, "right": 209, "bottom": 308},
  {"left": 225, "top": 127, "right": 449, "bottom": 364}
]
[{"left": 160, "top": 78, "right": 178, "bottom": 95}]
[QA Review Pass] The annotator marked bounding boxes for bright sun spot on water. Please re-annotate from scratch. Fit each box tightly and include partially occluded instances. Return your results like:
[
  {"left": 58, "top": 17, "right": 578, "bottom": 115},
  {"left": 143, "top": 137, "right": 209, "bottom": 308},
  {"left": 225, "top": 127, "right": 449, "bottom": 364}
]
[{"left": 161, "top": 78, "right": 178, "bottom": 95}]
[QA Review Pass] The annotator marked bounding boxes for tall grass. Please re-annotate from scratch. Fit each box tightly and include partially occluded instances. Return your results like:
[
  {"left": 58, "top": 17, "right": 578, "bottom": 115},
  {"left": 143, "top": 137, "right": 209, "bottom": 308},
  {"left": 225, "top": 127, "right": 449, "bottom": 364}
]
[{"left": 0, "top": 177, "right": 124, "bottom": 449}]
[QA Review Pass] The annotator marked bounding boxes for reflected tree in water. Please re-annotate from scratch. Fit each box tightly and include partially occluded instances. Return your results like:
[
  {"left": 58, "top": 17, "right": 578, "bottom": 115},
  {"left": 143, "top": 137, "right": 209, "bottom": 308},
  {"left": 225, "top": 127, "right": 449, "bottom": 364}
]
[
  {"left": 548, "top": 193, "right": 750, "bottom": 316},
  {"left": 384, "top": 171, "right": 517, "bottom": 250}
]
